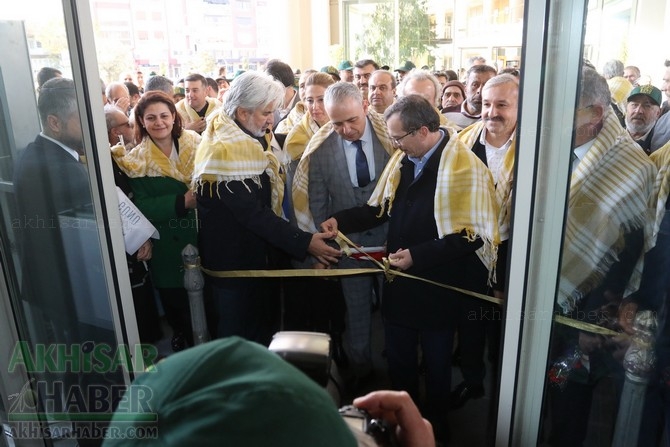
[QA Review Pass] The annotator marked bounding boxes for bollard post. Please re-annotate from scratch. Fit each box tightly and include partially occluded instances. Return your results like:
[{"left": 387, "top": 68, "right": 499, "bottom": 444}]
[
  {"left": 182, "top": 244, "right": 209, "bottom": 346},
  {"left": 612, "top": 310, "right": 658, "bottom": 447}
]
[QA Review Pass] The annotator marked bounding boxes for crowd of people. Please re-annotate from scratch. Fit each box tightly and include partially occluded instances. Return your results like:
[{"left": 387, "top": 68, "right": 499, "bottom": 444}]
[{"left": 25, "top": 54, "right": 670, "bottom": 445}]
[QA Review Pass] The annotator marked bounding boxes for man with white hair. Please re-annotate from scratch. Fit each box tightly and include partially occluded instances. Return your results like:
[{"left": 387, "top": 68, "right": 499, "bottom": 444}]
[{"left": 193, "top": 71, "right": 341, "bottom": 345}]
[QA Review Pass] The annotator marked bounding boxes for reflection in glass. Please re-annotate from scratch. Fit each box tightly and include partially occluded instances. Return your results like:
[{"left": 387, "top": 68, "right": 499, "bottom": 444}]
[
  {"left": 1, "top": 9, "right": 126, "bottom": 446},
  {"left": 542, "top": 65, "right": 657, "bottom": 445}
]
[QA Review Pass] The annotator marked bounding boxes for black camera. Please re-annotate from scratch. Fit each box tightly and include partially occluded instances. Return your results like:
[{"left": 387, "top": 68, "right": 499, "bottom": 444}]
[{"left": 339, "top": 405, "right": 399, "bottom": 447}]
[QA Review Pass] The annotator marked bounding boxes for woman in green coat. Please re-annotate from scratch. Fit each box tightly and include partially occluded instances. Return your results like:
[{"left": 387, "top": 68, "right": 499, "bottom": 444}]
[{"left": 114, "top": 91, "right": 201, "bottom": 351}]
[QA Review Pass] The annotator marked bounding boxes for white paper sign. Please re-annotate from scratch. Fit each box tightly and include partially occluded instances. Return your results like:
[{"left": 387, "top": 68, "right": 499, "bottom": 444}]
[{"left": 116, "top": 187, "right": 159, "bottom": 255}]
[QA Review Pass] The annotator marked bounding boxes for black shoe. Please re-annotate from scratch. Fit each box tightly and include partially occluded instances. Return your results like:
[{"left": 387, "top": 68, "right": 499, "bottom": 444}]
[
  {"left": 171, "top": 333, "right": 188, "bottom": 352},
  {"left": 449, "top": 381, "right": 484, "bottom": 410}
]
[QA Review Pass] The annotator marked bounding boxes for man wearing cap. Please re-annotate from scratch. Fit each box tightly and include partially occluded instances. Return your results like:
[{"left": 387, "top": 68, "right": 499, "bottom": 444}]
[
  {"left": 443, "top": 64, "right": 497, "bottom": 131},
  {"left": 440, "top": 80, "right": 466, "bottom": 113},
  {"left": 321, "top": 65, "right": 341, "bottom": 83},
  {"left": 625, "top": 84, "right": 662, "bottom": 154},
  {"left": 339, "top": 60, "right": 354, "bottom": 83},
  {"left": 353, "top": 59, "right": 379, "bottom": 104},
  {"left": 394, "top": 60, "right": 416, "bottom": 82}
]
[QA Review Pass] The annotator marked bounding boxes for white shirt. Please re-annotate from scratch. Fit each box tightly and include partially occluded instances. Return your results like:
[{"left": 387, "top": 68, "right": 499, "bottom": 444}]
[
  {"left": 572, "top": 138, "right": 596, "bottom": 171},
  {"left": 479, "top": 127, "right": 514, "bottom": 186},
  {"left": 343, "top": 118, "right": 376, "bottom": 187},
  {"left": 40, "top": 132, "right": 80, "bottom": 161}
]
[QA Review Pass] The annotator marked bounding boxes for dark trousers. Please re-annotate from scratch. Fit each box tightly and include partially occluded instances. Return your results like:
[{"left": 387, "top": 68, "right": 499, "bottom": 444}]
[
  {"left": 157, "top": 287, "right": 193, "bottom": 344},
  {"left": 384, "top": 319, "right": 454, "bottom": 442},
  {"left": 458, "top": 297, "right": 498, "bottom": 385},
  {"left": 282, "top": 277, "right": 345, "bottom": 335},
  {"left": 212, "top": 278, "right": 279, "bottom": 346}
]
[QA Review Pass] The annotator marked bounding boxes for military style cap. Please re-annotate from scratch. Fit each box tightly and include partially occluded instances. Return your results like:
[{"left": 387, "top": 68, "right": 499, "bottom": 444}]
[
  {"left": 394, "top": 60, "right": 416, "bottom": 73},
  {"left": 627, "top": 84, "right": 663, "bottom": 106},
  {"left": 103, "top": 337, "right": 356, "bottom": 447},
  {"left": 320, "top": 65, "right": 341, "bottom": 81}
]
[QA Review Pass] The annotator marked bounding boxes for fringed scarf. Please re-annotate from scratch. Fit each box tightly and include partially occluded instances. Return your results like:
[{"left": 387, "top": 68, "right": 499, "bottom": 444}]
[
  {"left": 292, "top": 110, "right": 395, "bottom": 232},
  {"left": 191, "top": 111, "right": 284, "bottom": 217},
  {"left": 368, "top": 133, "right": 500, "bottom": 279},
  {"left": 458, "top": 120, "right": 516, "bottom": 241},
  {"left": 175, "top": 97, "right": 221, "bottom": 125},
  {"left": 111, "top": 130, "right": 200, "bottom": 185},
  {"left": 284, "top": 111, "right": 321, "bottom": 161},
  {"left": 558, "top": 112, "right": 656, "bottom": 314},
  {"left": 275, "top": 102, "right": 307, "bottom": 135}
]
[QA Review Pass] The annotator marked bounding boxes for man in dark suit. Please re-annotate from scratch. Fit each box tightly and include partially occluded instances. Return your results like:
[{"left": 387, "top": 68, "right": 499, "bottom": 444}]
[
  {"left": 14, "top": 77, "right": 91, "bottom": 343},
  {"left": 452, "top": 73, "right": 519, "bottom": 410},
  {"left": 321, "top": 95, "right": 498, "bottom": 444},
  {"left": 305, "top": 82, "right": 394, "bottom": 387}
]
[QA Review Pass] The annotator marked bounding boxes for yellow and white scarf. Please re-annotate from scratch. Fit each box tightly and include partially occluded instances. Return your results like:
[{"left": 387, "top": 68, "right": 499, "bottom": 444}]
[
  {"left": 192, "top": 111, "right": 284, "bottom": 216},
  {"left": 458, "top": 121, "right": 516, "bottom": 241},
  {"left": 558, "top": 112, "right": 656, "bottom": 314},
  {"left": 650, "top": 141, "right": 670, "bottom": 241},
  {"left": 284, "top": 111, "right": 321, "bottom": 161},
  {"left": 111, "top": 130, "right": 200, "bottom": 185},
  {"left": 368, "top": 134, "right": 500, "bottom": 277},
  {"left": 175, "top": 97, "right": 221, "bottom": 126},
  {"left": 292, "top": 110, "right": 395, "bottom": 232},
  {"left": 275, "top": 102, "right": 307, "bottom": 135}
]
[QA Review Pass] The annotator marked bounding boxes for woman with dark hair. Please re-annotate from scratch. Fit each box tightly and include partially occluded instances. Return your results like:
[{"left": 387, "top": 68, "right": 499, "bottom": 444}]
[{"left": 113, "top": 90, "right": 201, "bottom": 351}]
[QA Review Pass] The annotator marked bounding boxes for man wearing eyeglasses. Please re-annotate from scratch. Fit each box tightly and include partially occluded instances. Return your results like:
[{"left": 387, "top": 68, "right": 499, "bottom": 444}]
[
  {"left": 319, "top": 95, "right": 498, "bottom": 444},
  {"left": 624, "top": 84, "right": 662, "bottom": 154},
  {"left": 292, "top": 81, "right": 394, "bottom": 392}
]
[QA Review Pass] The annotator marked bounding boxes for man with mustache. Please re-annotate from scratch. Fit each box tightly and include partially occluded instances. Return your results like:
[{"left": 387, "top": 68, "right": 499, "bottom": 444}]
[
  {"left": 624, "top": 84, "right": 662, "bottom": 154},
  {"left": 353, "top": 59, "right": 379, "bottom": 106},
  {"left": 444, "top": 64, "right": 497, "bottom": 130},
  {"left": 451, "top": 73, "right": 519, "bottom": 412}
]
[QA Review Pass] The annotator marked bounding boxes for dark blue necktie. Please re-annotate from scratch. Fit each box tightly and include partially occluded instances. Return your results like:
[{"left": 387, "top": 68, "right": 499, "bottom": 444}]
[{"left": 354, "top": 140, "right": 370, "bottom": 187}]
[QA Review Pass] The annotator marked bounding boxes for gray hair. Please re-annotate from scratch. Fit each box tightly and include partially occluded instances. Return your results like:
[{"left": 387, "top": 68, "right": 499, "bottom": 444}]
[
  {"left": 223, "top": 71, "right": 284, "bottom": 118},
  {"left": 38, "top": 77, "right": 77, "bottom": 125},
  {"left": 483, "top": 73, "right": 519, "bottom": 90},
  {"left": 105, "top": 81, "right": 129, "bottom": 100},
  {"left": 602, "top": 59, "right": 624, "bottom": 79},
  {"left": 397, "top": 69, "right": 442, "bottom": 107},
  {"left": 324, "top": 81, "right": 363, "bottom": 108},
  {"left": 144, "top": 75, "right": 174, "bottom": 95},
  {"left": 579, "top": 66, "right": 612, "bottom": 111}
]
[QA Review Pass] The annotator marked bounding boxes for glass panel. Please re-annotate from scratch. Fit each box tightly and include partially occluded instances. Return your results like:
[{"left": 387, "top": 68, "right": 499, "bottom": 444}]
[
  {"left": 534, "top": 0, "right": 670, "bottom": 445},
  {"left": 0, "top": 3, "right": 133, "bottom": 445}
]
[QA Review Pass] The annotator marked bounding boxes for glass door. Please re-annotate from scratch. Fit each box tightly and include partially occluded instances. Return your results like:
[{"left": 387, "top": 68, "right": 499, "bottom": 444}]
[{"left": 0, "top": 1, "right": 143, "bottom": 445}]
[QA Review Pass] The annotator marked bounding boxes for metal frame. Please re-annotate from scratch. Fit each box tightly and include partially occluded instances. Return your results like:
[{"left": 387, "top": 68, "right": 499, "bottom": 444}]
[{"left": 497, "top": 0, "right": 589, "bottom": 444}]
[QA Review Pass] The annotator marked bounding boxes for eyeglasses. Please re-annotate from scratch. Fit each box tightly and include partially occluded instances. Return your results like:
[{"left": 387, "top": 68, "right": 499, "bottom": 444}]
[{"left": 391, "top": 129, "right": 416, "bottom": 146}]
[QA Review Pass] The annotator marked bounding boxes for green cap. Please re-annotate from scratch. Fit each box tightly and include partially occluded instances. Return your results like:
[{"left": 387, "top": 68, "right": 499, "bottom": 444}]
[
  {"left": 338, "top": 60, "right": 354, "bottom": 71},
  {"left": 627, "top": 84, "right": 662, "bottom": 106},
  {"left": 103, "top": 337, "right": 356, "bottom": 447},
  {"left": 320, "top": 65, "right": 341, "bottom": 81},
  {"left": 394, "top": 60, "right": 416, "bottom": 73}
]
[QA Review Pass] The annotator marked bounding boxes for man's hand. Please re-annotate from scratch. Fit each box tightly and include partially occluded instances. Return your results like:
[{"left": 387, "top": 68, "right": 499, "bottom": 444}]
[
  {"left": 307, "top": 232, "right": 341, "bottom": 266},
  {"left": 112, "top": 97, "right": 130, "bottom": 114},
  {"left": 136, "top": 240, "right": 152, "bottom": 262},
  {"left": 353, "top": 390, "right": 435, "bottom": 447},
  {"left": 618, "top": 300, "right": 638, "bottom": 335},
  {"left": 388, "top": 248, "right": 413, "bottom": 271},
  {"left": 185, "top": 117, "right": 206, "bottom": 133},
  {"left": 184, "top": 190, "right": 197, "bottom": 209},
  {"left": 320, "top": 217, "right": 339, "bottom": 234}
]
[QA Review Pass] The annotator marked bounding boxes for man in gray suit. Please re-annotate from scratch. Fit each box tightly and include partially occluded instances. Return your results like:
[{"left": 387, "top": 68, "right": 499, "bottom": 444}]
[{"left": 307, "top": 82, "right": 394, "bottom": 388}]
